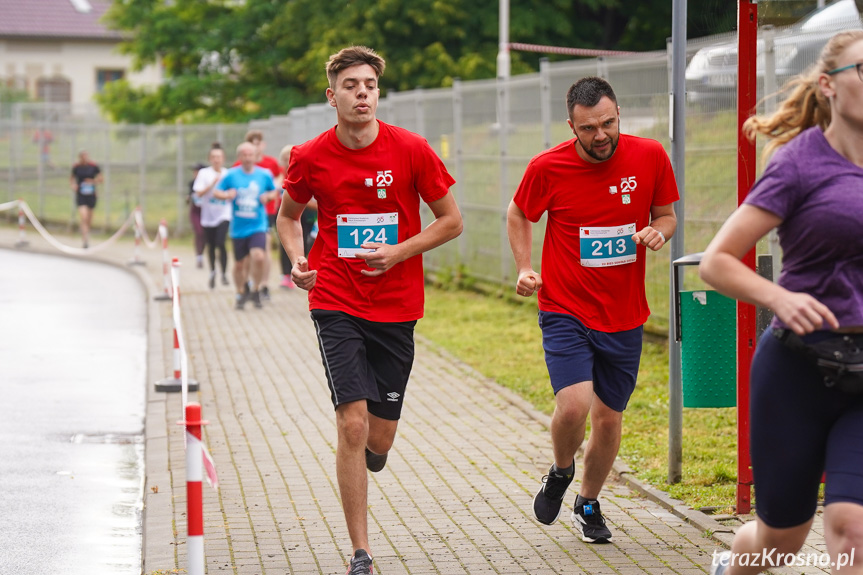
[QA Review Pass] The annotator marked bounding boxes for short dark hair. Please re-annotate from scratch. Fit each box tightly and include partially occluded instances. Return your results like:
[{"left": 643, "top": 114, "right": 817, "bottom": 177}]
[
  {"left": 566, "top": 77, "right": 617, "bottom": 118},
  {"left": 244, "top": 129, "right": 263, "bottom": 144},
  {"left": 326, "top": 46, "right": 385, "bottom": 89}
]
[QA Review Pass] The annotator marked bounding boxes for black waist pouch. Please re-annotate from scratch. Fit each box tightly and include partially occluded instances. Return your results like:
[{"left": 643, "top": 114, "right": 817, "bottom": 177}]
[{"left": 773, "top": 329, "right": 863, "bottom": 394}]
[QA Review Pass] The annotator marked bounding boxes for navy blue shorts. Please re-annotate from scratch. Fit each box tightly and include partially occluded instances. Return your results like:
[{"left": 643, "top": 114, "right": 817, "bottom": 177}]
[
  {"left": 538, "top": 311, "right": 643, "bottom": 412},
  {"left": 311, "top": 309, "right": 416, "bottom": 421},
  {"left": 231, "top": 232, "right": 267, "bottom": 261},
  {"left": 751, "top": 328, "right": 863, "bottom": 528}
]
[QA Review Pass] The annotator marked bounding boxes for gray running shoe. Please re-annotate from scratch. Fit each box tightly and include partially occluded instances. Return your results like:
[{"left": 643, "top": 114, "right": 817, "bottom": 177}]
[
  {"left": 346, "top": 549, "right": 373, "bottom": 575},
  {"left": 533, "top": 462, "right": 574, "bottom": 524},
  {"left": 208, "top": 271, "right": 216, "bottom": 290},
  {"left": 571, "top": 496, "right": 612, "bottom": 543},
  {"left": 365, "top": 448, "right": 388, "bottom": 472},
  {"left": 234, "top": 292, "right": 247, "bottom": 310}
]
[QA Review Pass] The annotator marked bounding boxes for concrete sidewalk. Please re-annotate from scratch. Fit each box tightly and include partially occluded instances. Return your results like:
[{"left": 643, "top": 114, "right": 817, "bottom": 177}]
[{"left": 0, "top": 224, "right": 831, "bottom": 575}]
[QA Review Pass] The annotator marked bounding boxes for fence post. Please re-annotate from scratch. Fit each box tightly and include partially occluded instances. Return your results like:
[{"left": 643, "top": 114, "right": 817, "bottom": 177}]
[
  {"left": 176, "top": 122, "right": 186, "bottom": 235},
  {"left": 540, "top": 58, "right": 552, "bottom": 151},
  {"left": 414, "top": 87, "right": 425, "bottom": 136},
  {"left": 139, "top": 124, "right": 147, "bottom": 215},
  {"left": 496, "top": 75, "right": 510, "bottom": 285},
  {"left": 452, "top": 78, "right": 466, "bottom": 265}
]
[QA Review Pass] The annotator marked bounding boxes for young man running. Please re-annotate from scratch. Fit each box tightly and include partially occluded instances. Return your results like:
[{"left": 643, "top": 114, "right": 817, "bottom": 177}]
[
  {"left": 276, "top": 46, "right": 462, "bottom": 575},
  {"left": 507, "top": 76, "right": 678, "bottom": 543}
]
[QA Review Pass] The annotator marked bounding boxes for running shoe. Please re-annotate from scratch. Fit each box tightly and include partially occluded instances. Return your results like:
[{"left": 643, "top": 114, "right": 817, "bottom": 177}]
[
  {"left": 533, "top": 461, "right": 574, "bottom": 525},
  {"left": 365, "top": 448, "right": 388, "bottom": 473},
  {"left": 261, "top": 286, "right": 271, "bottom": 301},
  {"left": 221, "top": 274, "right": 229, "bottom": 286},
  {"left": 280, "top": 274, "right": 295, "bottom": 289},
  {"left": 234, "top": 292, "right": 247, "bottom": 310},
  {"left": 710, "top": 550, "right": 732, "bottom": 575},
  {"left": 250, "top": 290, "right": 263, "bottom": 309},
  {"left": 208, "top": 271, "right": 216, "bottom": 290},
  {"left": 346, "top": 549, "right": 373, "bottom": 575},
  {"left": 571, "top": 495, "right": 612, "bottom": 543}
]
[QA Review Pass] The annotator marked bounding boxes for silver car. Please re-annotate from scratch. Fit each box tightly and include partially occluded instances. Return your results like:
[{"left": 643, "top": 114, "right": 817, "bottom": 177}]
[{"left": 685, "top": 0, "right": 862, "bottom": 105}]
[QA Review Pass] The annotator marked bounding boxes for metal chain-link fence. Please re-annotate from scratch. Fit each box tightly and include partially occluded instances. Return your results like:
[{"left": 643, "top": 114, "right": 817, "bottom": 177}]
[{"left": 2, "top": 8, "right": 858, "bottom": 332}]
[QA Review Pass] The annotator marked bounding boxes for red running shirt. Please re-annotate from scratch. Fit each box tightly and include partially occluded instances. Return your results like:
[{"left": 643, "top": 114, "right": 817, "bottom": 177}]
[
  {"left": 285, "top": 121, "right": 454, "bottom": 322},
  {"left": 513, "top": 134, "right": 679, "bottom": 332}
]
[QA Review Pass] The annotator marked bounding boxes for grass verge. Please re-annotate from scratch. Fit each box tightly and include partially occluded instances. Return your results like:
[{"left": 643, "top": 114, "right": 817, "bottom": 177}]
[{"left": 418, "top": 282, "right": 740, "bottom": 512}]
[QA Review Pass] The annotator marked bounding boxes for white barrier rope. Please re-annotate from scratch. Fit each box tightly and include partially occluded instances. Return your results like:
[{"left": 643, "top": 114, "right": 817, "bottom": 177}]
[
  {"left": 18, "top": 200, "right": 136, "bottom": 256},
  {"left": 3, "top": 200, "right": 167, "bottom": 258},
  {"left": 134, "top": 208, "right": 161, "bottom": 249}
]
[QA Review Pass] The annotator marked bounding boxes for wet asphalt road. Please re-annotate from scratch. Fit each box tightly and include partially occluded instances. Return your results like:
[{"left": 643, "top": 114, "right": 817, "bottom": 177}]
[{"left": 0, "top": 249, "right": 146, "bottom": 575}]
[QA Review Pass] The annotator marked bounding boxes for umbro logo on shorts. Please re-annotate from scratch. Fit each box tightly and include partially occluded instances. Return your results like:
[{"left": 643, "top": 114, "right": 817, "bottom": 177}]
[{"left": 386, "top": 392, "right": 401, "bottom": 402}]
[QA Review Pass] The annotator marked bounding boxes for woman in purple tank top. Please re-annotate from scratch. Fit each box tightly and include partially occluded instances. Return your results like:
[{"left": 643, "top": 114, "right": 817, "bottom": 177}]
[{"left": 701, "top": 30, "right": 863, "bottom": 575}]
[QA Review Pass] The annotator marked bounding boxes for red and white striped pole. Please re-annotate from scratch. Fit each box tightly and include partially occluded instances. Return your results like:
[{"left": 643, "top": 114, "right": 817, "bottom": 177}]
[
  {"left": 128, "top": 208, "right": 146, "bottom": 266},
  {"left": 154, "top": 219, "right": 173, "bottom": 301},
  {"left": 182, "top": 402, "right": 207, "bottom": 575},
  {"left": 14, "top": 200, "right": 29, "bottom": 248},
  {"left": 156, "top": 258, "right": 199, "bottom": 393}
]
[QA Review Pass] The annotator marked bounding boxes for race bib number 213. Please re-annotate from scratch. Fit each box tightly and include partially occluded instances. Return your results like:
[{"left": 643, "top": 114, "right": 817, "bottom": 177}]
[{"left": 579, "top": 224, "right": 637, "bottom": 267}]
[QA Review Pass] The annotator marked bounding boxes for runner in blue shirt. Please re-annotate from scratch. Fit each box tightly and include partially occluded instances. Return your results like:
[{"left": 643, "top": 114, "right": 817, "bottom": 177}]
[{"left": 215, "top": 142, "right": 278, "bottom": 310}]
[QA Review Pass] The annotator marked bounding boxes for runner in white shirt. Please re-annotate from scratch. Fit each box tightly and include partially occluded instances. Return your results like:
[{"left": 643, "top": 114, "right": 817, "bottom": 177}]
[{"left": 193, "top": 145, "right": 231, "bottom": 289}]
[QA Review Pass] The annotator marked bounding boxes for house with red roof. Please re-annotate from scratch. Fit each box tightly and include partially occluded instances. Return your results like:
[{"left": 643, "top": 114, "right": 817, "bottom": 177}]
[{"left": 0, "top": 0, "right": 162, "bottom": 106}]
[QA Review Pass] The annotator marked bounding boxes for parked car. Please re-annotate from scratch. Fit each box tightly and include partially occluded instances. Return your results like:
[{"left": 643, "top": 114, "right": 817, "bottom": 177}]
[{"left": 685, "top": 0, "right": 862, "bottom": 105}]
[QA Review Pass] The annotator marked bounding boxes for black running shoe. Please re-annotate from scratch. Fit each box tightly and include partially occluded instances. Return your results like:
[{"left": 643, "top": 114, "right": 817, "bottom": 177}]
[
  {"left": 533, "top": 462, "right": 574, "bottom": 525},
  {"left": 250, "top": 290, "right": 263, "bottom": 309},
  {"left": 365, "top": 448, "right": 388, "bottom": 473},
  {"left": 260, "top": 285, "right": 271, "bottom": 301},
  {"left": 346, "top": 549, "right": 373, "bottom": 575},
  {"left": 234, "top": 293, "right": 246, "bottom": 310},
  {"left": 571, "top": 495, "right": 612, "bottom": 543}
]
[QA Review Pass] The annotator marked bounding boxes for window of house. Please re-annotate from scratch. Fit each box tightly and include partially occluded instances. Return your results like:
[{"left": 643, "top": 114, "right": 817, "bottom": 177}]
[
  {"left": 37, "top": 76, "right": 71, "bottom": 102},
  {"left": 96, "top": 69, "right": 125, "bottom": 92}
]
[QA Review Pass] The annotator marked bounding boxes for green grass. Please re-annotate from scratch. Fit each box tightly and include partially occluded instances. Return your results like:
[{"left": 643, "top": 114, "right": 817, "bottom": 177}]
[{"left": 418, "top": 283, "right": 741, "bottom": 512}]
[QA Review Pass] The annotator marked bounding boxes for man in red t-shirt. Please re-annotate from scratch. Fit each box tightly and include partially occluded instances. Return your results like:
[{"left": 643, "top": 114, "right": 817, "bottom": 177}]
[
  {"left": 508, "top": 76, "right": 678, "bottom": 544},
  {"left": 234, "top": 129, "right": 283, "bottom": 300},
  {"left": 276, "top": 46, "right": 462, "bottom": 574}
]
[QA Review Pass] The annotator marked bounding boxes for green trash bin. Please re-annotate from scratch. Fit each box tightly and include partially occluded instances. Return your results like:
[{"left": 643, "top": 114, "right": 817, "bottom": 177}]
[{"left": 679, "top": 289, "right": 737, "bottom": 408}]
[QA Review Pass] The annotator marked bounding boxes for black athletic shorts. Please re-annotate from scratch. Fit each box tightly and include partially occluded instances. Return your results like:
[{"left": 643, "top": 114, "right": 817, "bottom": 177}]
[
  {"left": 311, "top": 309, "right": 416, "bottom": 421},
  {"left": 76, "top": 193, "right": 96, "bottom": 209}
]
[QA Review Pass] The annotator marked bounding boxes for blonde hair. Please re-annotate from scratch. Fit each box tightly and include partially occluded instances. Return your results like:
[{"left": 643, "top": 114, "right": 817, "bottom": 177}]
[
  {"left": 743, "top": 30, "right": 863, "bottom": 162},
  {"left": 278, "top": 144, "right": 293, "bottom": 167},
  {"left": 325, "top": 46, "right": 385, "bottom": 89}
]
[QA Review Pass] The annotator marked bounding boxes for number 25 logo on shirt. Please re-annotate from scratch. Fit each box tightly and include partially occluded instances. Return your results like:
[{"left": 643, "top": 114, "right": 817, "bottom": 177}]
[
  {"left": 377, "top": 170, "right": 393, "bottom": 186},
  {"left": 620, "top": 176, "right": 637, "bottom": 193},
  {"left": 376, "top": 170, "right": 393, "bottom": 199}
]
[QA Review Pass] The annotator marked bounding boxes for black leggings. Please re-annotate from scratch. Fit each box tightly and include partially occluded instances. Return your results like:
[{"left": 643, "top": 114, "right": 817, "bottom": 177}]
[
  {"left": 750, "top": 328, "right": 863, "bottom": 528},
  {"left": 203, "top": 221, "right": 229, "bottom": 275}
]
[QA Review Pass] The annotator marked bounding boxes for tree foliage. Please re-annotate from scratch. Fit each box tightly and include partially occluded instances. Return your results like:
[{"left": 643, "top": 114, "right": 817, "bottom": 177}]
[{"left": 99, "top": 0, "right": 735, "bottom": 124}]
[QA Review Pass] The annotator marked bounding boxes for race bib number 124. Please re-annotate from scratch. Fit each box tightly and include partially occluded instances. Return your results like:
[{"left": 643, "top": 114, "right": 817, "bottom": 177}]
[{"left": 337, "top": 212, "right": 398, "bottom": 258}]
